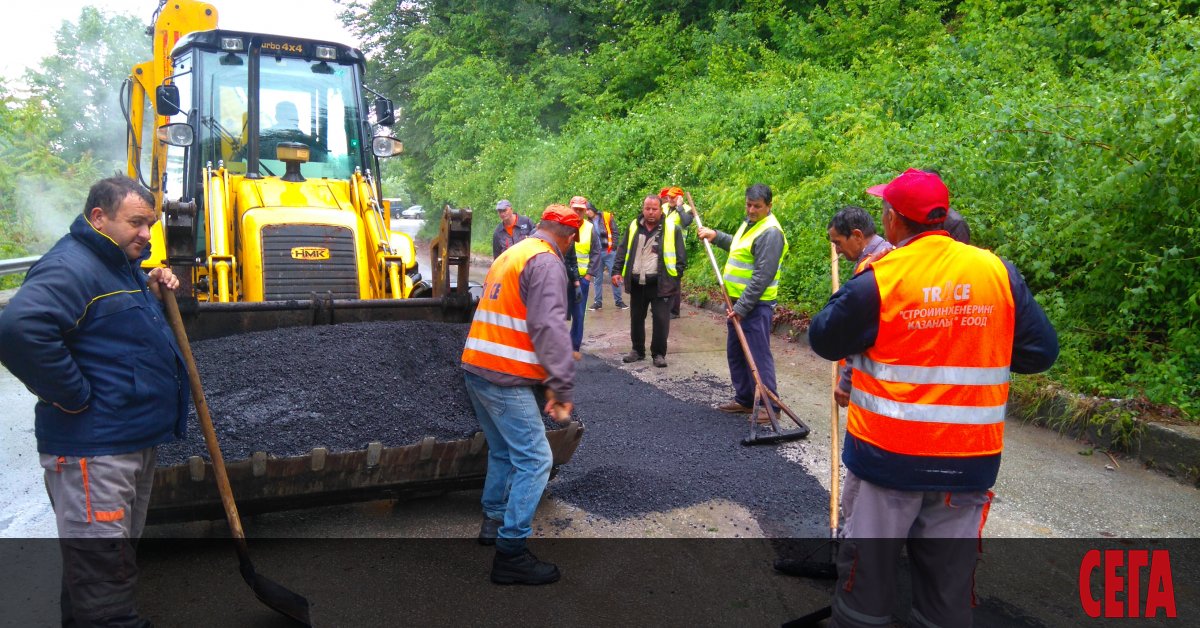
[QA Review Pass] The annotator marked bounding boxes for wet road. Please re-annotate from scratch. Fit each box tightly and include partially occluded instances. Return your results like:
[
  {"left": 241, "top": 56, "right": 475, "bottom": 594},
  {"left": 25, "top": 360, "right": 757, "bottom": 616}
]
[{"left": 2, "top": 231, "right": 1198, "bottom": 626}]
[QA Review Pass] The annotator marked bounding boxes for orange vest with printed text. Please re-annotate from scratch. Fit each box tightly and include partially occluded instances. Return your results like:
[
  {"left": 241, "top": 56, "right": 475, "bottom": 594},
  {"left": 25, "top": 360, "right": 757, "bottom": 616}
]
[
  {"left": 847, "top": 233, "right": 1016, "bottom": 458},
  {"left": 461, "top": 237, "right": 555, "bottom": 380}
]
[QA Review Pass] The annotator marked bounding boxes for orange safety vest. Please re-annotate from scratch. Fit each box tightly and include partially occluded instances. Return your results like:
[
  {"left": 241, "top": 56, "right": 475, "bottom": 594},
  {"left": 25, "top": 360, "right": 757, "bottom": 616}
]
[
  {"left": 847, "top": 234, "right": 1016, "bottom": 458},
  {"left": 601, "top": 211, "right": 616, "bottom": 253},
  {"left": 461, "top": 237, "right": 556, "bottom": 380}
]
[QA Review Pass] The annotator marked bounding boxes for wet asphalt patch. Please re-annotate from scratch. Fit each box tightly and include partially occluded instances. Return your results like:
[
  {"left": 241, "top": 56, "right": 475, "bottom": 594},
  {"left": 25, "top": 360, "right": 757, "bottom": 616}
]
[
  {"left": 553, "top": 355, "right": 827, "bottom": 535},
  {"left": 156, "top": 321, "right": 827, "bottom": 535}
]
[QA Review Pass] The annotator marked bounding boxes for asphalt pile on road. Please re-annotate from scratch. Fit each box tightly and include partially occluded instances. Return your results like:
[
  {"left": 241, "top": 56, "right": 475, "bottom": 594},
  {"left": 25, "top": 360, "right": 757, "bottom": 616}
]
[
  {"left": 550, "top": 356, "right": 828, "bottom": 535},
  {"left": 156, "top": 321, "right": 482, "bottom": 466},
  {"left": 155, "top": 320, "right": 827, "bottom": 534}
]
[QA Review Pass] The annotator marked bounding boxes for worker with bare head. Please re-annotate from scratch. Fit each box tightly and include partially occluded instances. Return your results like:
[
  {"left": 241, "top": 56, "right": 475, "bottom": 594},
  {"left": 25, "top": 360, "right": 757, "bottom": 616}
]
[
  {"left": 271, "top": 101, "right": 302, "bottom": 131},
  {"left": 0, "top": 175, "right": 188, "bottom": 626},
  {"left": 697, "top": 183, "right": 788, "bottom": 424},
  {"left": 809, "top": 168, "right": 1058, "bottom": 626},
  {"left": 613, "top": 193, "right": 686, "bottom": 367},
  {"left": 262, "top": 100, "right": 313, "bottom": 160},
  {"left": 584, "top": 200, "right": 627, "bottom": 310},
  {"left": 462, "top": 204, "right": 578, "bottom": 585},
  {"left": 826, "top": 205, "right": 895, "bottom": 408}
]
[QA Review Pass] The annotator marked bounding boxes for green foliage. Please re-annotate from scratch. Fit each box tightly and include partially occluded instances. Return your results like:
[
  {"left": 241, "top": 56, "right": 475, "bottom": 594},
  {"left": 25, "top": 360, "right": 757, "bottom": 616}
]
[
  {"left": 354, "top": 0, "right": 1198, "bottom": 417},
  {"left": 0, "top": 6, "right": 146, "bottom": 272},
  {"left": 25, "top": 8, "right": 146, "bottom": 173}
]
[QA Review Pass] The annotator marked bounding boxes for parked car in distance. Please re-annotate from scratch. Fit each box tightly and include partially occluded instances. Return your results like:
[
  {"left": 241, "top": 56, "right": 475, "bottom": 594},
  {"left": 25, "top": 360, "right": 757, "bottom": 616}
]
[
  {"left": 384, "top": 198, "right": 405, "bottom": 218},
  {"left": 401, "top": 205, "right": 424, "bottom": 219}
]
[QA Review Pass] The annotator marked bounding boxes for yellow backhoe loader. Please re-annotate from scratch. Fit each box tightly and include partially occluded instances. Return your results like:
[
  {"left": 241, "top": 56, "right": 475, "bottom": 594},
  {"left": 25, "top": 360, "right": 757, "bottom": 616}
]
[{"left": 123, "top": 0, "right": 582, "bottom": 521}]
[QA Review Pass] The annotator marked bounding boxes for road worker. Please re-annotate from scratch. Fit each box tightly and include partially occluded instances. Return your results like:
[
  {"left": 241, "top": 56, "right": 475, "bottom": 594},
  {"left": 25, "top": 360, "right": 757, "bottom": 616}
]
[
  {"left": 808, "top": 168, "right": 1059, "bottom": 626},
  {"left": 659, "top": 186, "right": 693, "bottom": 318},
  {"left": 568, "top": 196, "right": 602, "bottom": 360},
  {"left": 697, "top": 183, "right": 788, "bottom": 424},
  {"left": 461, "top": 204, "right": 578, "bottom": 585},
  {"left": 0, "top": 175, "right": 188, "bottom": 626},
  {"left": 614, "top": 194, "right": 687, "bottom": 367}
]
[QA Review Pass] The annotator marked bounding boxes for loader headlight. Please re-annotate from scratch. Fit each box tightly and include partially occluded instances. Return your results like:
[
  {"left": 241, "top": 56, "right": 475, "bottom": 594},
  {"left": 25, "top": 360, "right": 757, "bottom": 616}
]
[
  {"left": 371, "top": 136, "right": 403, "bottom": 158},
  {"left": 275, "top": 143, "right": 310, "bottom": 163},
  {"left": 156, "top": 123, "right": 194, "bottom": 147},
  {"left": 314, "top": 45, "right": 337, "bottom": 61},
  {"left": 220, "top": 37, "right": 244, "bottom": 52}
]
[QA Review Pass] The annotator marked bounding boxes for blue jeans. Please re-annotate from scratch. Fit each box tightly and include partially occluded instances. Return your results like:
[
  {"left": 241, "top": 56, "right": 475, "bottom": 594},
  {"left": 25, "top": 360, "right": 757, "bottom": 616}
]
[
  {"left": 463, "top": 371, "right": 552, "bottom": 554},
  {"left": 570, "top": 277, "right": 590, "bottom": 351},
  {"left": 592, "top": 251, "right": 624, "bottom": 306}
]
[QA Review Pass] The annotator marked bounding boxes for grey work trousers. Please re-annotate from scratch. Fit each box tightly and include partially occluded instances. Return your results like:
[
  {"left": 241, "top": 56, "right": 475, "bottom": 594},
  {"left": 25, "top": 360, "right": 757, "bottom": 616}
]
[
  {"left": 831, "top": 470, "right": 992, "bottom": 628},
  {"left": 41, "top": 448, "right": 156, "bottom": 627}
]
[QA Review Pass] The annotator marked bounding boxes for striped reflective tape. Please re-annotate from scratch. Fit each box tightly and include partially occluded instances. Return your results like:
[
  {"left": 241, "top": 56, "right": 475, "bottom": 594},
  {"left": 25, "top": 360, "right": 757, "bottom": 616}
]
[
  {"left": 472, "top": 308, "right": 528, "bottom": 333},
  {"left": 464, "top": 337, "right": 539, "bottom": 365},
  {"left": 848, "top": 355, "right": 1010, "bottom": 386},
  {"left": 850, "top": 388, "right": 1006, "bottom": 425}
]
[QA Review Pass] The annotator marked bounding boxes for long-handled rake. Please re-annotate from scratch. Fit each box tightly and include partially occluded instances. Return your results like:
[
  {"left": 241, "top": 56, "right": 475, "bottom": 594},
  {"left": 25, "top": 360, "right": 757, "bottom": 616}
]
[{"left": 685, "top": 192, "right": 809, "bottom": 446}]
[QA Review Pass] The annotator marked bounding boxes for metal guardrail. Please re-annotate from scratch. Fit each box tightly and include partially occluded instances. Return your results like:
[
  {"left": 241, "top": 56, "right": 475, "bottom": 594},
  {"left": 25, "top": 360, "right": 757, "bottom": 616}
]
[{"left": 0, "top": 256, "right": 39, "bottom": 276}]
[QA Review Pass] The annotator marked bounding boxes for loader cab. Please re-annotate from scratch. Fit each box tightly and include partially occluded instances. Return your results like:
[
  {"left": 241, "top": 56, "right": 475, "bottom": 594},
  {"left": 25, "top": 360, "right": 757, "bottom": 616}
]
[
  {"left": 159, "top": 31, "right": 369, "bottom": 189},
  {"left": 154, "top": 31, "right": 397, "bottom": 264}
]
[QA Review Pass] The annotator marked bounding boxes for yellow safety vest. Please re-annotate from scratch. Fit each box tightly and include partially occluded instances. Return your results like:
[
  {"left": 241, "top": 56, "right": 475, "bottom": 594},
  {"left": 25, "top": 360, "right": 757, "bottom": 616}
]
[
  {"left": 575, "top": 220, "right": 594, "bottom": 275},
  {"left": 623, "top": 219, "right": 677, "bottom": 277},
  {"left": 664, "top": 204, "right": 691, "bottom": 230},
  {"left": 722, "top": 213, "right": 787, "bottom": 300}
]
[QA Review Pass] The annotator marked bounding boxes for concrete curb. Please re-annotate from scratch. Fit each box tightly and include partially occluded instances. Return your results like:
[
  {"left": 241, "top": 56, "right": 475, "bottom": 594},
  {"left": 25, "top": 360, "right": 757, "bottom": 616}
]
[
  {"left": 684, "top": 291, "right": 1200, "bottom": 488},
  {"left": 1009, "top": 391, "right": 1200, "bottom": 486}
]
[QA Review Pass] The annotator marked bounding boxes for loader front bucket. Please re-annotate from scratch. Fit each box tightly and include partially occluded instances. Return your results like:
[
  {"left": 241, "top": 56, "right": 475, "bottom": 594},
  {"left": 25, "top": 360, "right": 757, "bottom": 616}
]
[
  {"left": 149, "top": 421, "right": 585, "bottom": 523},
  {"left": 181, "top": 295, "right": 477, "bottom": 341}
]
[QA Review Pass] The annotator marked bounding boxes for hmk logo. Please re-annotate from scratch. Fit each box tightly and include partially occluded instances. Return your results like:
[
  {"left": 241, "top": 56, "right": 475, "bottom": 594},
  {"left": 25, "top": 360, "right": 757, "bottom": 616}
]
[
  {"left": 291, "top": 247, "right": 330, "bottom": 261},
  {"left": 1079, "top": 549, "right": 1176, "bottom": 618}
]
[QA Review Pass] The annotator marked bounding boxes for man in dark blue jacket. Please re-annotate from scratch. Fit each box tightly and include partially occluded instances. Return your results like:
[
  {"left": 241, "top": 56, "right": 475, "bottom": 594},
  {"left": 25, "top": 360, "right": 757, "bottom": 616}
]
[
  {"left": 809, "top": 169, "right": 1057, "bottom": 627},
  {"left": 0, "top": 175, "right": 188, "bottom": 627}
]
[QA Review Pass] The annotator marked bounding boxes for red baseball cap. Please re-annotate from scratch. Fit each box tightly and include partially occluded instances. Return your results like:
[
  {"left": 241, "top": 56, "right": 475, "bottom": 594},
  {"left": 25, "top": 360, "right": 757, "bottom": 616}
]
[
  {"left": 542, "top": 204, "right": 582, "bottom": 229},
  {"left": 866, "top": 169, "right": 950, "bottom": 224},
  {"left": 569, "top": 195, "right": 588, "bottom": 209}
]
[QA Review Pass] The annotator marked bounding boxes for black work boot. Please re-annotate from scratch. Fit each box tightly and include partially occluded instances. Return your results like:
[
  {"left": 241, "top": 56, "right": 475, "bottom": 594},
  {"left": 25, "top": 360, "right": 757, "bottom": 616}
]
[
  {"left": 478, "top": 516, "right": 501, "bottom": 546},
  {"left": 491, "top": 549, "right": 561, "bottom": 585},
  {"left": 622, "top": 351, "right": 645, "bottom": 363}
]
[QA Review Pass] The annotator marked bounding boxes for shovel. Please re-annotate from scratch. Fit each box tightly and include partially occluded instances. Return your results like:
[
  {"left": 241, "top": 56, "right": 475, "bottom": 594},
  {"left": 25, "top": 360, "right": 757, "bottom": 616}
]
[
  {"left": 162, "top": 289, "right": 312, "bottom": 626},
  {"left": 685, "top": 192, "right": 809, "bottom": 446}
]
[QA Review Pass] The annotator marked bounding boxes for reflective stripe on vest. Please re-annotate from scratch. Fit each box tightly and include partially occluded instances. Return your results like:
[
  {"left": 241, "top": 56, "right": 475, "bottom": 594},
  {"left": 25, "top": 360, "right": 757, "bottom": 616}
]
[
  {"left": 575, "top": 220, "right": 593, "bottom": 274},
  {"left": 623, "top": 218, "right": 677, "bottom": 277},
  {"left": 722, "top": 213, "right": 787, "bottom": 300},
  {"left": 846, "top": 234, "right": 1016, "bottom": 458},
  {"left": 601, "top": 212, "right": 616, "bottom": 252},
  {"left": 461, "top": 237, "right": 554, "bottom": 380}
]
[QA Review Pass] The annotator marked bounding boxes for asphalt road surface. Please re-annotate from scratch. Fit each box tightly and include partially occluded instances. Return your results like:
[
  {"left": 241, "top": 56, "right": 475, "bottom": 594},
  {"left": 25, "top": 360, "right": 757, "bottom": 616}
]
[{"left": 2, "top": 235, "right": 1197, "bottom": 626}]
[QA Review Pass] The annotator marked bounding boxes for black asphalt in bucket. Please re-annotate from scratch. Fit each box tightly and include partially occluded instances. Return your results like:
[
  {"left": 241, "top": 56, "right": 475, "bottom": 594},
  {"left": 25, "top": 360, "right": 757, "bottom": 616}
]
[{"left": 156, "top": 321, "right": 827, "bottom": 535}]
